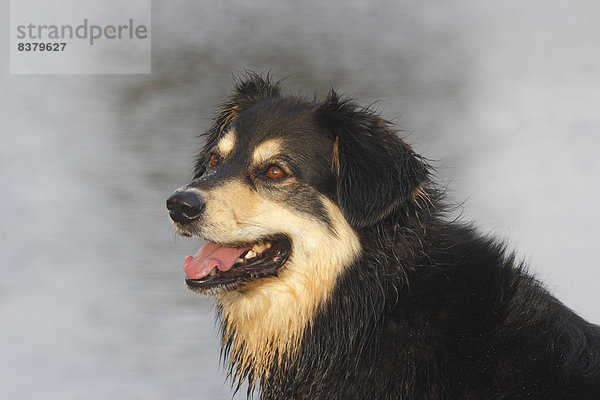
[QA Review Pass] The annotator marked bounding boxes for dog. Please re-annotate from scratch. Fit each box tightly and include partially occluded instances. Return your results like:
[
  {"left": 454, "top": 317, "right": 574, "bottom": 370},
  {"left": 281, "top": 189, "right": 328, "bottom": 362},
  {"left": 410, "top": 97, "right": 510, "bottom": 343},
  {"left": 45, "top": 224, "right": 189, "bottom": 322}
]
[{"left": 166, "top": 73, "right": 600, "bottom": 399}]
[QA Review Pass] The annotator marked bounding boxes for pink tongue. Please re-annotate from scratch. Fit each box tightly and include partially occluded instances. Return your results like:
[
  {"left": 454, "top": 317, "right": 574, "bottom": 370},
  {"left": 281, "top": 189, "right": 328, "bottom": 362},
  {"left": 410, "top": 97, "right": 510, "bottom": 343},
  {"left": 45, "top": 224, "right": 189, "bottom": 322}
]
[{"left": 184, "top": 242, "right": 251, "bottom": 280}]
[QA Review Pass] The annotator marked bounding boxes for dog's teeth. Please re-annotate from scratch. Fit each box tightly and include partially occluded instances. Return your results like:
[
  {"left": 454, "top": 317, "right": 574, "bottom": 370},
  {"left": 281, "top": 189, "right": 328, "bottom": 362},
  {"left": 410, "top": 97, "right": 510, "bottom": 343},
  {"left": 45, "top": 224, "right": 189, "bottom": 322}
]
[
  {"left": 251, "top": 243, "right": 264, "bottom": 253},
  {"left": 209, "top": 269, "right": 217, "bottom": 277},
  {"left": 236, "top": 258, "right": 243, "bottom": 263},
  {"left": 245, "top": 250, "right": 257, "bottom": 259},
  {"left": 252, "top": 242, "right": 272, "bottom": 254}
]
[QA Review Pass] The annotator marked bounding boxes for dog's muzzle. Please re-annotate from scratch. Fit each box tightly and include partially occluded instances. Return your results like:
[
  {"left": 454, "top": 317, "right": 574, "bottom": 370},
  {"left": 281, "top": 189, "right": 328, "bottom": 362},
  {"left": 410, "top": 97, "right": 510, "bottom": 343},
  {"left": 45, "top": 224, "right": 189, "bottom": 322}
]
[{"left": 166, "top": 190, "right": 205, "bottom": 224}]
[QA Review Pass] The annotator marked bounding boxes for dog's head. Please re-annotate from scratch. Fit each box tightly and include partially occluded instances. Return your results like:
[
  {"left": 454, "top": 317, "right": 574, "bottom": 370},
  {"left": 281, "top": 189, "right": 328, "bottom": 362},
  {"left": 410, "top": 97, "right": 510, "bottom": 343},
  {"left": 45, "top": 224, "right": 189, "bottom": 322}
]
[{"left": 166, "top": 73, "right": 429, "bottom": 378}]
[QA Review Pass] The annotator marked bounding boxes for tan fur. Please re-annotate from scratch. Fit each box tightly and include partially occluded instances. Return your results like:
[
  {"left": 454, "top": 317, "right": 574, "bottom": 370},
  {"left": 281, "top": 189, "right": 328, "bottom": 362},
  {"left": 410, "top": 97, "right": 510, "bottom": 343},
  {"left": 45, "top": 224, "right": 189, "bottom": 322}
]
[
  {"left": 217, "top": 105, "right": 240, "bottom": 132},
  {"left": 252, "top": 139, "right": 283, "bottom": 165},
  {"left": 217, "top": 130, "right": 236, "bottom": 157},
  {"left": 332, "top": 136, "right": 340, "bottom": 175},
  {"left": 190, "top": 180, "right": 361, "bottom": 385},
  {"left": 411, "top": 184, "right": 433, "bottom": 211}
]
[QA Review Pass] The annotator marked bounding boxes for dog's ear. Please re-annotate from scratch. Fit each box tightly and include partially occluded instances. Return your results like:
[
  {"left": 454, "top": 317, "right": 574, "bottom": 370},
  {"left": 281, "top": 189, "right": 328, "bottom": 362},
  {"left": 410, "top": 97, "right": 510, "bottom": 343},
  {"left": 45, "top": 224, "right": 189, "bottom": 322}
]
[
  {"left": 194, "top": 72, "right": 281, "bottom": 177},
  {"left": 316, "top": 90, "right": 429, "bottom": 229}
]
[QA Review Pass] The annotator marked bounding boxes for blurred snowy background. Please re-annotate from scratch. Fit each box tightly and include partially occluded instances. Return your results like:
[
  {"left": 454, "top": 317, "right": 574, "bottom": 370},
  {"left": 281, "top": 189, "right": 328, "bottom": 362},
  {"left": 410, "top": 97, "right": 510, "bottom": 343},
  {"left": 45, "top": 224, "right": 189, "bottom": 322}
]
[{"left": 1, "top": 1, "right": 599, "bottom": 399}]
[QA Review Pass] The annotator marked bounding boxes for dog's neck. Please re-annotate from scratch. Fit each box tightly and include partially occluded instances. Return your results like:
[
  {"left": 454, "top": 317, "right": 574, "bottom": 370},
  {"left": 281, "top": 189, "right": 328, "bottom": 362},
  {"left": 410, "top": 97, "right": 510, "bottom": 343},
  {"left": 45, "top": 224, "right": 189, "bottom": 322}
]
[{"left": 215, "top": 198, "right": 362, "bottom": 390}]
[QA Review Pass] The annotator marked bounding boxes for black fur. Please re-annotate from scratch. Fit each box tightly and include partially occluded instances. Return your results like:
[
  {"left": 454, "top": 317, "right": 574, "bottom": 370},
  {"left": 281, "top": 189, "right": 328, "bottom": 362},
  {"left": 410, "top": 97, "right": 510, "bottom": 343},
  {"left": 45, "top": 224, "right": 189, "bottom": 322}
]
[
  {"left": 262, "top": 219, "right": 600, "bottom": 399},
  {"left": 316, "top": 90, "right": 429, "bottom": 229},
  {"left": 181, "top": 74, "right": 600, "bottom": 399}
]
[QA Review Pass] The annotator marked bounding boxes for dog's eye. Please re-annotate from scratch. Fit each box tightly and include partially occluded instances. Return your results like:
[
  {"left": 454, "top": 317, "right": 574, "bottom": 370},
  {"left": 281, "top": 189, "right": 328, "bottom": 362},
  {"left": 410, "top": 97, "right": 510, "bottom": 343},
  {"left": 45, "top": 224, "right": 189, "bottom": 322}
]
[
  {"left": 266, "top": 165, "right": 286, "bottom": 180},
  {"left": 209, "top": 153, "right": 220, "bottom": 168}
]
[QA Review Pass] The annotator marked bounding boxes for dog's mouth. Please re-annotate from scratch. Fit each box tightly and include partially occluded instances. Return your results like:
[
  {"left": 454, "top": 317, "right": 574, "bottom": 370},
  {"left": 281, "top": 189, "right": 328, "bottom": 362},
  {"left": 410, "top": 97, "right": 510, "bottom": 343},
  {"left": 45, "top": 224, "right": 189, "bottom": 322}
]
[{"left": 184, "top": 236, "right": 291, "bottom": 292}]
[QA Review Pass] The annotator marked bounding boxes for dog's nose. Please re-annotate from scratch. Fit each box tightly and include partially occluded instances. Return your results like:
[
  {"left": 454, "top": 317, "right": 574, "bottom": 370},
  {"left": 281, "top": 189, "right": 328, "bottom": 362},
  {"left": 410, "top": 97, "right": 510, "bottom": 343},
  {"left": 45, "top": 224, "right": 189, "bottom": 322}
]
[{"left": 166, "top": 191, "right": 205, "bottom": 224}]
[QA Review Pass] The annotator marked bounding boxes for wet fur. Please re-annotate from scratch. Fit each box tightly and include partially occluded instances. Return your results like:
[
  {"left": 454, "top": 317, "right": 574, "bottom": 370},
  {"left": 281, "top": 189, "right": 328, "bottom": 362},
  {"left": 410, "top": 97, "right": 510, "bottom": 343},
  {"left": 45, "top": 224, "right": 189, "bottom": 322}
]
[{"left": 173, "top": 73, "right": 600, "bottom": 399}]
